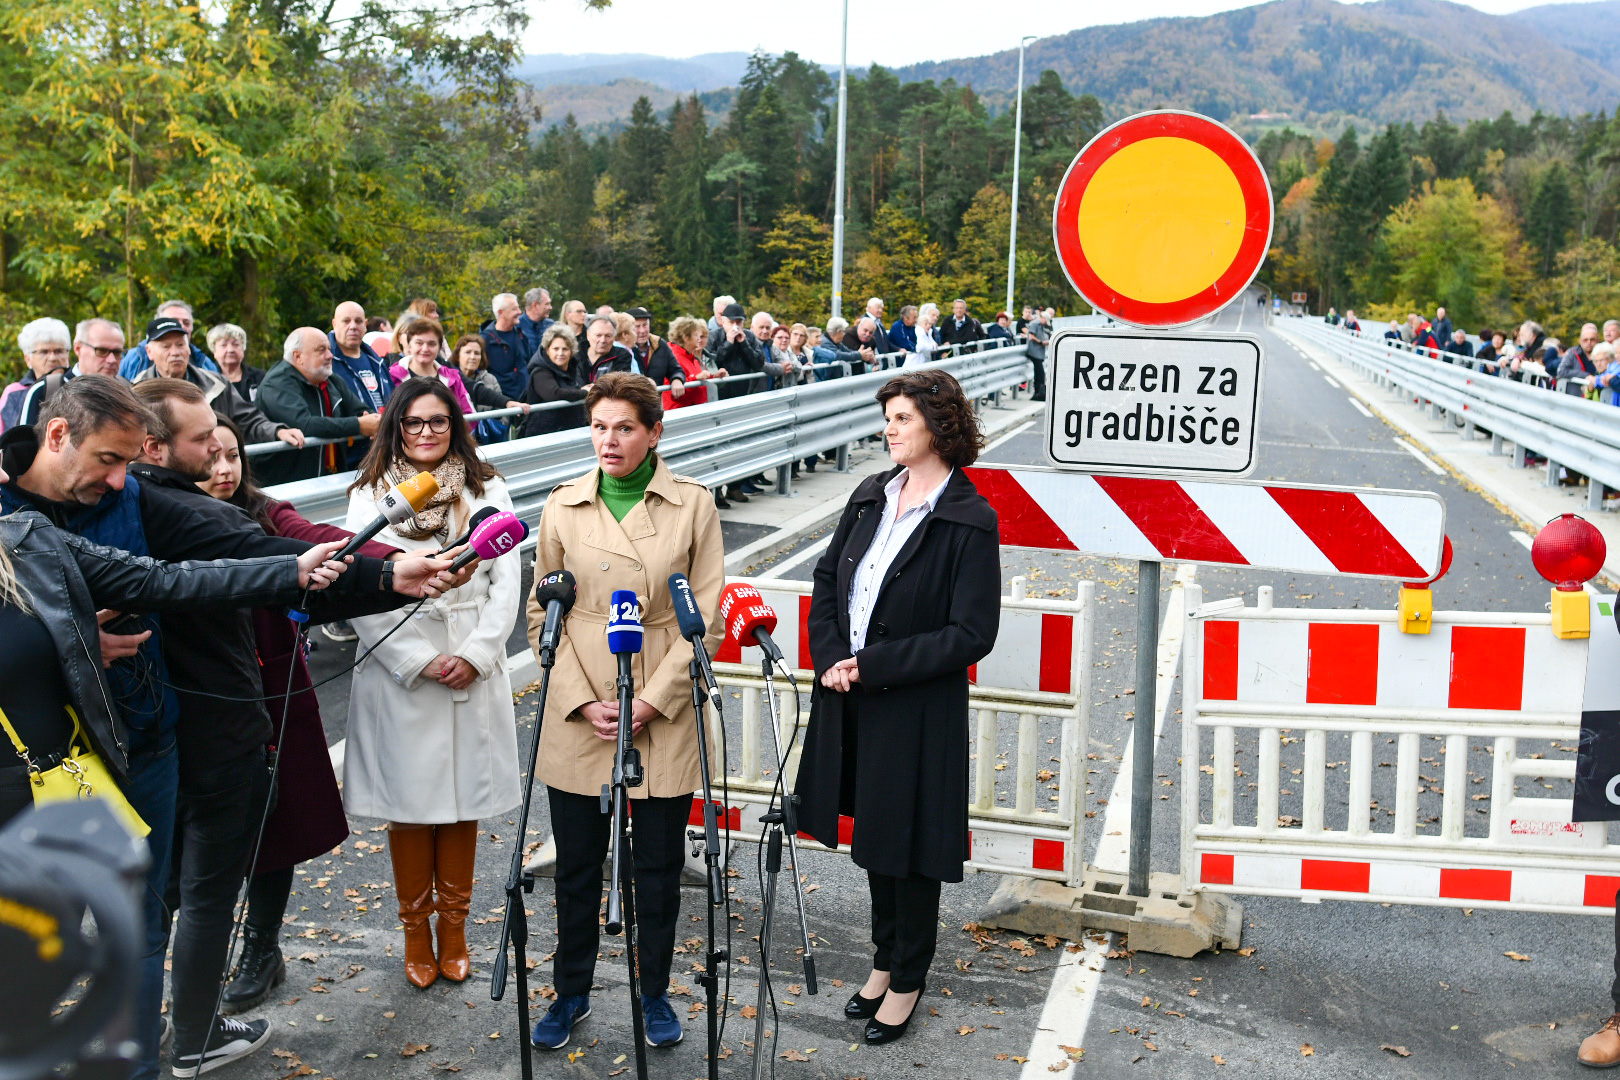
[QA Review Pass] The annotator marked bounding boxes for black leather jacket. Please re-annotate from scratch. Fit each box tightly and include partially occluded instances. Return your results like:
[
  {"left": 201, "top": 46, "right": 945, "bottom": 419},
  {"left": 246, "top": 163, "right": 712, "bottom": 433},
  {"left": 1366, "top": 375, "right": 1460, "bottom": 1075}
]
[{"left": 0, "top": 510, "right": 301, "bottom": 778}]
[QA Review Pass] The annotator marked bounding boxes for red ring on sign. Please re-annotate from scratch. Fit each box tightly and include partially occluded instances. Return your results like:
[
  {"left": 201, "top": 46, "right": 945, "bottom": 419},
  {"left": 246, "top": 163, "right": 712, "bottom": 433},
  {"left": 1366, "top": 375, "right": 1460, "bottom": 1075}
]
[{"left": 1052, "top": 111, "right": 1274, "bottom": 329}]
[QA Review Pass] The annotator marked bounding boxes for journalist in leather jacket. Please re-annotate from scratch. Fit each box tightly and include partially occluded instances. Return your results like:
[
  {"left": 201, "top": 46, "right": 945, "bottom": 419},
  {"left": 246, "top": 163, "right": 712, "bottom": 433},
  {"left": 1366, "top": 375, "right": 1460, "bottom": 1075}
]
[{"left": 0, "top": 507, "right": 330, "bottom": 784}]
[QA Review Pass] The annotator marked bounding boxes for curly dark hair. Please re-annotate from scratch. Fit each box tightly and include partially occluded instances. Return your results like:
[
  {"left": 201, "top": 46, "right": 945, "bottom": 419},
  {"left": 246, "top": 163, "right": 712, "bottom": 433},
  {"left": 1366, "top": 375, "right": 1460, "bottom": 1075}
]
[{"left": 874, "top": 369, "right": 984, "bottom": 468}]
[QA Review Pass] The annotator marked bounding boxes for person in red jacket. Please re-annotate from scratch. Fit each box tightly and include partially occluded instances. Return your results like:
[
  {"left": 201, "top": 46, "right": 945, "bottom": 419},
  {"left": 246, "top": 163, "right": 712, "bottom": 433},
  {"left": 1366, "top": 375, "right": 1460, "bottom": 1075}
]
[{"left": 197, "top": 416, "right": 466, "bottom": 1012}]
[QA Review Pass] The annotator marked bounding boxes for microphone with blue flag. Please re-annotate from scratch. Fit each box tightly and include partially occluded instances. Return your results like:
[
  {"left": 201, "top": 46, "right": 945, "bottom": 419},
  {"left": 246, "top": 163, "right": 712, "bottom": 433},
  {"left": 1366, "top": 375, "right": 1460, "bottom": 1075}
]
[{"left": 607, "top": 589, "right": 644, "bottom": 657}]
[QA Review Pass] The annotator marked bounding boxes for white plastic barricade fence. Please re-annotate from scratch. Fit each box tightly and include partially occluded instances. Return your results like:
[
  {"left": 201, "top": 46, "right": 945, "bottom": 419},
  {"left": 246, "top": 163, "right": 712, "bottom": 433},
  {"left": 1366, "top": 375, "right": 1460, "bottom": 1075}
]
[
  {"left": 701, "top": 575, "right": 1096, "bottom": 886},
  {"left": 1179, "top": 583, "right": 1620, "bottom": 915}
]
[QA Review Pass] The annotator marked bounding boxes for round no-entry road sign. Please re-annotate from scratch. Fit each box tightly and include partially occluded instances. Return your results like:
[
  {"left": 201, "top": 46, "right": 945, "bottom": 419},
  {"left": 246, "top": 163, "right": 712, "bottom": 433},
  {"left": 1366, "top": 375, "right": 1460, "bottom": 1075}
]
[{"left": 1053, "top": 111, "right": 1273, "bottom": 329}]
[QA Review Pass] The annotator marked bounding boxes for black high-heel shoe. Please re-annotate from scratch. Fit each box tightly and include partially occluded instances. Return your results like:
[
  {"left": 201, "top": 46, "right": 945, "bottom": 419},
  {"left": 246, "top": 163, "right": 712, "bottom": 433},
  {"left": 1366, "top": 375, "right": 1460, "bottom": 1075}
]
[
  {"left": 844, "top": 990, "right": 883, "bottom": 1020},
  {"left": 863, "top": 989, "right": 922, "bottom": 1045}
]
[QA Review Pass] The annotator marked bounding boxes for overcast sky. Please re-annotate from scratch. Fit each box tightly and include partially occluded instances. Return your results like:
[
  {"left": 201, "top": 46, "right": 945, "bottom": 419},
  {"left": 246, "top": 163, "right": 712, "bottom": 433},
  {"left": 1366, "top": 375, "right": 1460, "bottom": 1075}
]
[{"left": 524, "top": 0, "right": 1565, "bottom": 67}]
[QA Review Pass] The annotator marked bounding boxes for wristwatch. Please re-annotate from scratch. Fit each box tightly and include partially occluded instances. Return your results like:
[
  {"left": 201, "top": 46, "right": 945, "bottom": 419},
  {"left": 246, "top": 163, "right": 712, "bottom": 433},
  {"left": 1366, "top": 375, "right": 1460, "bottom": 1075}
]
[{"left": 379, "top": 560, "right": 395, "bottom": 593}]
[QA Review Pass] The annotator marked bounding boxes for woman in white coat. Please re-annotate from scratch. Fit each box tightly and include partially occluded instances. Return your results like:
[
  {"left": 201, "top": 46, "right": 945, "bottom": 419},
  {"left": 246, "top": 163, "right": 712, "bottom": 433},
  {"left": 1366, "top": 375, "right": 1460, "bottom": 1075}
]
[{"left": 343, "top": 376, "right": 521, "bottom": 989}]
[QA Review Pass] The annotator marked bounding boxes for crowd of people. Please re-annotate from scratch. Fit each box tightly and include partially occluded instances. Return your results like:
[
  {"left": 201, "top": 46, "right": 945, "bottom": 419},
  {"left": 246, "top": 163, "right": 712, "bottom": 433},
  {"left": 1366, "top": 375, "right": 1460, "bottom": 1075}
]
[
  {"left": 0, "top": 341, "right": 1003, "bottom": 1075},
  {"left": 1, "top": 291, "right": 1052, "bottom": 512},
  {"left": 1327, "top": 305, "right": 1620, "bottom": 404}
]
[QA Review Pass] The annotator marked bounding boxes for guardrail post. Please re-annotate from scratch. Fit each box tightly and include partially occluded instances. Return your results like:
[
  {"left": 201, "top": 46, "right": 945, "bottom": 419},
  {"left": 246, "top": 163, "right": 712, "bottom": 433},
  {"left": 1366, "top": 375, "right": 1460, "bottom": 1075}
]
[
  {"left": 1462, "top": 420, "right": 1475, "bottom": 440},
  {"left": 1430, "top": 402, "right": 1443, "bottom": 422},
  {"left": 1590, "top": 481, "right": 1607, "bottom": 511},
  {"left": 1512, "top": 444, "right": 1527, "bottom": 469},
  {"left": 1490, "top": 432, "right": 1504, "bottom": 455},
  {"left": 1545, "top": 458, "right": 1560, "bottom": 486},
  {"left": 775, "top": 463, "right": 792, "bottom": 497},
  {"left": 835, "top": 443, "right": 850, "bottom": 472}
]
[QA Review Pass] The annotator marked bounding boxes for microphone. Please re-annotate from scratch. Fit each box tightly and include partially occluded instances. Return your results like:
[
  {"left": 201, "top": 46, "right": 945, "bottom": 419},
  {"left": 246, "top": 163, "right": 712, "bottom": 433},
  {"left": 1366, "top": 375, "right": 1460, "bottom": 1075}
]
[
  {"left": 533, "top": 569, "right": 577, "bottom": 657},
  {"left": 445, "top": 511, "right": 528, "bottom": 574},
  {"left": 435, "top": 505, "right": 499, "bottom": 555},
  {"left": 718, "top": 582, "right": 785, "bottom": 665},
  {"left": 333, "top": 471, "right": 439, "bottom": 564},
  {"left": 669, "top": 572, "right": 721, "bottom": 709},
  {"left": 607, "top": 588, "right": 644, "bottom": 659}
]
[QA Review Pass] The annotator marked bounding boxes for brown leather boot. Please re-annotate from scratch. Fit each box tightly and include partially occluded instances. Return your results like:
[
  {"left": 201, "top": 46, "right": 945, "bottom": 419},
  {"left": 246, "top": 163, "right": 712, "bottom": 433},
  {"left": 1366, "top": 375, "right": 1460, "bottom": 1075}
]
[
  {"left": 388, "top": 826, "right": 439, "bottom": 989},
  {"left": 1581, "top": 1014, "right": 1620, "bottom": 1067},
  {"left": 433, "top": 821, "right": 479, "bottom": 983}
]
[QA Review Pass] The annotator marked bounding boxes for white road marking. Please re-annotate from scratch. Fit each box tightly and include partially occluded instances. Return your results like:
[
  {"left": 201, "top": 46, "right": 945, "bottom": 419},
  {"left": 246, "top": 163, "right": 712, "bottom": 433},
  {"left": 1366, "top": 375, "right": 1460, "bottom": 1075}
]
[
  {"left": 1510, "top": 530, "right": 1534, "bottom": 552},
  {"left": 756, "top": 536, "right": 832, "bottom": 580},
  {"left": 1347, "top": 397, "right": 1374, "bottom": 419},
  {"left": 1307, "top": 361, "right": 1320, "bottom": 371},
  {"left": 985, "top": 419, "right": 1038, "bottom": 454},
  {"left": 1017, "top": 564, "right": 1195, "bottom": 1078},
  {"left": 1395, "top": 437, "right": 1446, "bottom": 475},
  {"left": 1322, "top": 374, "right": 1341, "bottom": 389}
]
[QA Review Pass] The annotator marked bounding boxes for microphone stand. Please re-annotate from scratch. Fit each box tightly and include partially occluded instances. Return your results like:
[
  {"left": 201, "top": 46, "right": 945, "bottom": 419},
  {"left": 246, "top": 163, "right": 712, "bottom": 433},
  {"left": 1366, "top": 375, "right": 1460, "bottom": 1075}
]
[
  {"left": 603, "top": 651, "right": 650, "bottom": 1080},
  {"left": 490, "top": 636, "right": 556, "bottom": 1080},
  {"left": 688, "top": 656, "right": 728, "bottom": 1080},
  {"left": 749, "top": 657, "right": 817, "bottom": 1080}
]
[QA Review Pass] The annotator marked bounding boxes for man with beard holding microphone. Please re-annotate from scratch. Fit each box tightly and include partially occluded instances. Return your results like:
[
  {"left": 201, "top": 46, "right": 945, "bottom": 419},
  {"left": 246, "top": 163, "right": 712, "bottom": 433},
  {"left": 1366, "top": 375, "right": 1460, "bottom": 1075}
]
[{"left": 527, "top": 372, "right": 724, "bottom": 1052}]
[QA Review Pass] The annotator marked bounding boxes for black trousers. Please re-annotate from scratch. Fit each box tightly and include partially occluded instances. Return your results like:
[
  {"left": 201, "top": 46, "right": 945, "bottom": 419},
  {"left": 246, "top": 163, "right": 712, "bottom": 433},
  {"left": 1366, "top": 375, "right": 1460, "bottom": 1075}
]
[
  {"left": 548, "top": 787, "right": 691, "bottom": 999},
  {"left": 868, "top": 870, "right": 942, "bottom": 993},
  {"left": 165, "top": 748, "right": 269, "bottom": 1052}
]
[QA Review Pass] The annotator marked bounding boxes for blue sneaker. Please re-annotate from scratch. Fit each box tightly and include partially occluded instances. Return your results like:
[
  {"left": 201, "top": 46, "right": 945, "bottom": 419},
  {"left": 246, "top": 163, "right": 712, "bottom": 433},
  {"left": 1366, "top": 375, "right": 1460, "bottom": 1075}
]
[
  {"left": 531, "top": 995, "right": 591, "bottom": 1050},
  {"left": 642, "top": 992, "right": 684, "bottom": 1047}
]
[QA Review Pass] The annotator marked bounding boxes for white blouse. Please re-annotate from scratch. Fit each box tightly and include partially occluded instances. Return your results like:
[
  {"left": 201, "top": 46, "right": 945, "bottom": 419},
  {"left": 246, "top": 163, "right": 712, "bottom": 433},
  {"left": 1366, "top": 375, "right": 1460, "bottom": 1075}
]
[{"left": 847, "top": 468, "right": 952, "bottom": 652}]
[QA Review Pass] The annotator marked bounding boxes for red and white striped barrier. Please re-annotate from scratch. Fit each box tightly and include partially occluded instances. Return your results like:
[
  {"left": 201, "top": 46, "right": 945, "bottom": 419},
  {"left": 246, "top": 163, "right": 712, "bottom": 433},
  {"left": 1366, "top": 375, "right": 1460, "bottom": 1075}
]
[
  {"left": 1179, "top": 583, "right": 1620, "bottom": 916},
  {"left": 706, "top": 575, "right": 1095, "bottom": 885},
  {"left": 967, "top": 463, "right": 1446, "bottom": 579}
]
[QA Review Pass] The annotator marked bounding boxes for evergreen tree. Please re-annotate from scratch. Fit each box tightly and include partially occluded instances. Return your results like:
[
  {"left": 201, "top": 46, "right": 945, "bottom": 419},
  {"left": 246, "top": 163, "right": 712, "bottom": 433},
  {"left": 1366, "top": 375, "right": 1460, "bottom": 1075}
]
[
  {"left": 1526, "top": 161, "right": 1576, "bottom": 277},
  {"left": 613, "top": 96, "right": 669, "bottom": 207},
  {"left": 657, "top": 97, "right": 716, "bottom": 288}
]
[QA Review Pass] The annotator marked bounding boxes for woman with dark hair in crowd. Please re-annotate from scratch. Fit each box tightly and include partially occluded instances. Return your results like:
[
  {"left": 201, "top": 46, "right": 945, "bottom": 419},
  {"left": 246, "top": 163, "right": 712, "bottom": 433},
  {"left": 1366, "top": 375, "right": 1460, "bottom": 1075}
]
[
  {"left": 522, "top": 324, "right": 589, "bottom": 438},
  {"left": 388, "top": 318, "right": 476, "bottom": 424},
  {"left": 197, "top": 416, "right": 437, "bottom": 1011},
  {"left": 526, "top": 372, "right": 724, "bottom": 1051},
  {"left": 343, "top": 379, "right": 521, "bottom": 990},
  {"left": 453, "top": 334, "right": 528, "bottom": 442},
  {"left": 796, "top": 369, "right": 1000, "bottom": 1045}
]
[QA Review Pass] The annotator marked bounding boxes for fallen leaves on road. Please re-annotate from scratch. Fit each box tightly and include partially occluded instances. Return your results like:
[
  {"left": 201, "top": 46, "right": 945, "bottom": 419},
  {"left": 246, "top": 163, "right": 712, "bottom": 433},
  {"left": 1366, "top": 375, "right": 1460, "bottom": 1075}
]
[
  {"left": 740, "top": 1005, "right": 758, "bottom": 1020},
  {"left": 1504, "top": 951, "right": 1532, "bottom": 962},
  {"left": 957, "top": 1026, "right": 976, "bottom": 1036},
  {"left": 1381, "top": 1045, "right": 1412, "bottom": 1057},
  {"left": 1300, "top": 1044, "right": 1314, "bottom": 1056},
  {"left": 1213, "top": 1055, "right": 1227, "bottom": 1065},
  {"left": 779, "top": 1048, "right": 810, "bottom": 1061},
  {"left": 401, "top": 1043, "right": 430, "bottom": 1057}
]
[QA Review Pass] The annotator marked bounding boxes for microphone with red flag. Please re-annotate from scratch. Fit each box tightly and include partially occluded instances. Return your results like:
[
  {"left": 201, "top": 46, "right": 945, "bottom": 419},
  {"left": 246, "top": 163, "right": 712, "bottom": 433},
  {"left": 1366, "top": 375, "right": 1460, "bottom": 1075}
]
[{"left": 717, "top": 582, "right": 785, "bottom": 666}]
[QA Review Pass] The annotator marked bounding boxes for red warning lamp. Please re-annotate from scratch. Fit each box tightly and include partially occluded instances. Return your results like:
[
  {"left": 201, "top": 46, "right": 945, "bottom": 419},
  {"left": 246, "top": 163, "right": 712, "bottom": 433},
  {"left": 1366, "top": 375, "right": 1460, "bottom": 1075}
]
[
  {"left": 1531, "top": 513, "right": 1606, "bottom": 590},
  {"left": 1531, "top": 514, "right": 1605, "bottom": 639}
]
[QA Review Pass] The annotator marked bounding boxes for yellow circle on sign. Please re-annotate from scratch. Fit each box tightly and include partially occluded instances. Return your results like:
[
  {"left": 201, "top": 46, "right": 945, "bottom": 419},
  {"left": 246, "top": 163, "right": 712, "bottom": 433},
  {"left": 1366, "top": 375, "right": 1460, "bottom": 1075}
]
[{"left": 1075, "top": 137, "right": 1246, "bottom": 305}]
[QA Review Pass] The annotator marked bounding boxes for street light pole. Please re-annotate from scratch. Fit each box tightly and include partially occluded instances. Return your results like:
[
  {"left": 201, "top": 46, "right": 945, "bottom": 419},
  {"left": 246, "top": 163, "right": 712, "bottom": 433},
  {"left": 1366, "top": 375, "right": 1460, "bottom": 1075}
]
[
  {"left": 1004, "top": 34, "right": 1037, "bottom": 325},
  {"left": 830, "top": 0, "right": 850, "bottom": 321}
]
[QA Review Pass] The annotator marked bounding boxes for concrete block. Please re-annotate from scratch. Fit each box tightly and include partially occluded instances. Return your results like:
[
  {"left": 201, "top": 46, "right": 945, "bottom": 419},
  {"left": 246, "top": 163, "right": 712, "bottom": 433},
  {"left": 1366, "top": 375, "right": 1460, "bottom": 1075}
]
[{"left": 976, "top": 868, "right": 1243, "bottom": 959}]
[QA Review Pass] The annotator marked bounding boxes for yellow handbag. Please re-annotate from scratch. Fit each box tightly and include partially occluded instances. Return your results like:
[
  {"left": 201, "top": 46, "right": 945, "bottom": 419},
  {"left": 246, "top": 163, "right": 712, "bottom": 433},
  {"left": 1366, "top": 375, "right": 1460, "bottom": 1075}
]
[{"left": 0, "top": 704, "right": 149, "bottom": 837}]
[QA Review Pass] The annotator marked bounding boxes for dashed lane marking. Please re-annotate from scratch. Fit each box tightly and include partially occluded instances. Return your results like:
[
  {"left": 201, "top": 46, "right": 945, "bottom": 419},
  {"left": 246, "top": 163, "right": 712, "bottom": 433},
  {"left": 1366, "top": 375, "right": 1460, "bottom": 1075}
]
[
  {"left": 1347, "top": 397, "right": 1374, "bottom": 418},
  {"left": 1322, "top": 374, "right": 1341, "bottom": 388},
  {"left": 1395, "top": 437, "right": 1446, "bottom": 475}
]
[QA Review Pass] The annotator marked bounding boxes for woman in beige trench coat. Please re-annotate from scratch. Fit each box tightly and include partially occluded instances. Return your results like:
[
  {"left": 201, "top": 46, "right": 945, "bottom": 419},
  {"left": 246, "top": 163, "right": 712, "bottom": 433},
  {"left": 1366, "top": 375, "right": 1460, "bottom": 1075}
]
[{"left": 525, "top": 372, "right": 724, "bottom": 1052}]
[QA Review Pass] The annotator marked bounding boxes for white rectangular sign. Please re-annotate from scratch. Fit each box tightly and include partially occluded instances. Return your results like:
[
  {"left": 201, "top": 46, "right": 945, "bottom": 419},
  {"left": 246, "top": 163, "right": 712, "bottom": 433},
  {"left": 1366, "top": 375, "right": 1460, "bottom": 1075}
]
[{"left": 1044, "top": 328, "right": 1263, "bottom": 478}]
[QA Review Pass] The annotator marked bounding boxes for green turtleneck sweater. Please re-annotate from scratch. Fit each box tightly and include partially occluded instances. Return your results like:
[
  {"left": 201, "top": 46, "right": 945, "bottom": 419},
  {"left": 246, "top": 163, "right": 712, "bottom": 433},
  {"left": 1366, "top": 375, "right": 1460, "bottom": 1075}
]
[{"left": 598, "top": 453, "right": 656, "bottom": 522}]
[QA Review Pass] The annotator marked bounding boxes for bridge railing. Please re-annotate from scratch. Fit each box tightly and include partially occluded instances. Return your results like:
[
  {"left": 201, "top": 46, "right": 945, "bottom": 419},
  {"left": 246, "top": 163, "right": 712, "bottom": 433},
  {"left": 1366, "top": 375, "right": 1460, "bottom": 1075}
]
[
  {"left": 268, "top": 343, "right": 1032, "bottom": 526},
  {"left": 1282, "top": 318, "right": 1620, "bottom": 506}
]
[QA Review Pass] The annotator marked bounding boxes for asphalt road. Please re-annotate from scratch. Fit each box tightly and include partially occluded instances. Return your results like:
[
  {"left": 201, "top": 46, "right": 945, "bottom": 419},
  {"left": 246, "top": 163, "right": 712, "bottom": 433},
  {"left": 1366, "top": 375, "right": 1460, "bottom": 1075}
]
[{"left": 257, "top": 294, "right": 1611, "bottom": 1080}]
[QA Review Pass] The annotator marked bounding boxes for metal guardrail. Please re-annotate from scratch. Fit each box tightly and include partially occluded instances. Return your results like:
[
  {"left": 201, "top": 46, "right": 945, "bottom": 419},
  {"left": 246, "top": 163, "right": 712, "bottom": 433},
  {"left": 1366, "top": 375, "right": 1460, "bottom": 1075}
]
[
  {"left": 270, "top": 344, "right": 1033, "bottom": 526},
  {"left": 1282, "top": 318, "right": 1620, "bottom": 506}
]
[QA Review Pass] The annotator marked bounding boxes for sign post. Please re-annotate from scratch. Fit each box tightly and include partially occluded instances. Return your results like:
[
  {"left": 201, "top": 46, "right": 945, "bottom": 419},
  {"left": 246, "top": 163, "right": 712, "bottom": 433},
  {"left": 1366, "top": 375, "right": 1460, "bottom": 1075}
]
[{"left": 1048, "top": 110, "right": 1275, "bottom": 899}]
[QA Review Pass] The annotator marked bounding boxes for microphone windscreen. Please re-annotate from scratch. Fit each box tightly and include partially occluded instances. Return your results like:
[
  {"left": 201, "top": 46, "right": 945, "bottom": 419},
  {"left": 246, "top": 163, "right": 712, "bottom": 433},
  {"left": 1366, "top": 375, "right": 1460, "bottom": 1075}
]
[
  {"left": 534, "top": 569, "right": 577, "bottom": 614},
  {"left": 668, "top": 573, "right": 706, "bottom": 639},
  {"left": 721, "top": 582, "right": 778, "bottom": 650},
  {"left": 468, "top": 512, "right": 526, "bottom": 561},
  {"left": 441, "top": 505, "right": 500, "bottom": 552},
  {"left": 607, "top": 588, "right": 644, "bottom": 655},
  {"left": 717, "top": 582, "right": 762, "bottom": 626},
  {"left": 396, "top": 472, "right": 440, "bottom": 511}
]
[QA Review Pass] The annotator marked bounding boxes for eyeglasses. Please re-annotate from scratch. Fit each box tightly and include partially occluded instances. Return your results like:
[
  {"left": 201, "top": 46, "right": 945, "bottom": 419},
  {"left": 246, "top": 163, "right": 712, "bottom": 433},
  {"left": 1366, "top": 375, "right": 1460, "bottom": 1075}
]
[
  {"left": 400, "top": 414, "right": 452, "bottom": 435},
  {"left": 83, "top": 344, "right": 124, "bottom": 359}
]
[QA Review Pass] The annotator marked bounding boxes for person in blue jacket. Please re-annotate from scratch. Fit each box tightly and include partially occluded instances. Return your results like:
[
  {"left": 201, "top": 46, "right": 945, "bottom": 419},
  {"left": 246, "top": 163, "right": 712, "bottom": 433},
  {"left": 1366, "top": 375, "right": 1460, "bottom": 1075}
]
[{"left": 118, "top": 300, "right": 219, "bottom": 379}]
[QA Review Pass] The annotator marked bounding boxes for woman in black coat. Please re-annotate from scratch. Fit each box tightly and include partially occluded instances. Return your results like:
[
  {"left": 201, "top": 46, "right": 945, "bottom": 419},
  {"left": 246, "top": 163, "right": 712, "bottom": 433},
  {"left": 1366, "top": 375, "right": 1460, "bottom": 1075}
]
[
  {"left": 521, "top": 324, "right": 587, "bottom": 437},
  {"left": 795, "top": 369, "right": 1000, "bottom": 1045}
]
